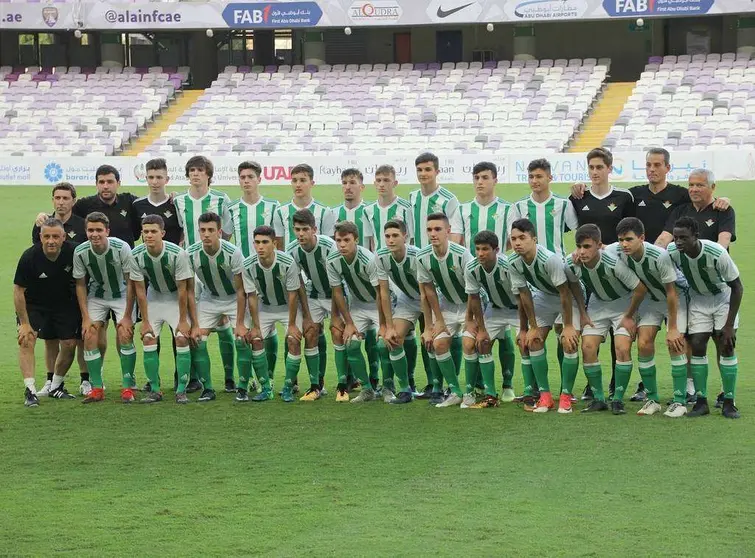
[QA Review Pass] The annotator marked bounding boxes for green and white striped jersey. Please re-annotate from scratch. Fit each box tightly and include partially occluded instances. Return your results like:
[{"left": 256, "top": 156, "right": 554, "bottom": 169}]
[
  {"left": 242, "top": 250, "right": 300, "bottom": 307},
  {"left": 375, "top": 245, "right": 421, "bottom": 300},
  {"left": 460, "top": 197, "right": 513, "bottom": 249},
  {"left": 417, "top": 242, "right": 472, "bottom": 305},
  {"left": 129, "top": 241, "right": 193, "bottom": 296},
  {"left": 510, "top": 194, "right": 578, "bottom": 258},
  {"left": 465, "top": 254, "right": 518, "bottom": 310},
  {"left": 565, "top": 250, "right": 639, "bottom": 302},
  {"left": 287, "top": 235, "right": 337, "bottom": 300},
  {"left": 508, "top": 245, "right": 567, "bottom": 296},
  {"left": 667, "top": 240, "right": 739, "bottom": 296},
  {"left": 607, "top": 242, "right": 677, "bottom": 302},
  {"left": 365, "top": 197, "right": 413, "bottom": 251},
  {"left": 73, "top": 237, "right": 133, "bottom": 300},
  {"left": 273, "top": 199, "right": 335, "bottom": 248},
  {"left": 333, "top": 201, "right": 374, "bottom": 248},
  {"left": 187, "top": 240, "right": 244, "bottom": 300},
  {"left": 409, "top": 187, "right": 463, "bottom": 249},
  {"left": 228, "top": 197, "right": 279, "bottom": 258},
  {"left": 326, "top": 245, "right": 379, "bottom": 304},
  {"left": 174, "top": 188, "right": 233, "bottom": 246}
]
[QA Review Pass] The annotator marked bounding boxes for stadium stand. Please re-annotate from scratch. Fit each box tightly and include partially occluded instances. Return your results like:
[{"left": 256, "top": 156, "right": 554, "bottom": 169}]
[
  {"left": 0, "top": 66, "right": 187, "bottom": 155},
  {"left": 142, "top": 59, "right": 610, "bottom": 158},
  {"left": 604, "top": 52, "right": 755, "bottom": 151}
]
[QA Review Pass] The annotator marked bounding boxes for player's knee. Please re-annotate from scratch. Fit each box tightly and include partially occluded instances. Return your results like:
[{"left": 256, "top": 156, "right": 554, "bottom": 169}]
[
  {"left": 175, "top": 335, "right": 189, "bottom": 348},
  {"left": 143, "top": 335, "right": 157, "bottom": 347},
  {"left": 433, "top": 338, "right": 450, "bottom": 354},
  {"left": 252, "top": 338, "right": 264, "bottom": 351},
  {"left": 304, "top": 329, "right": 318, "bottom": 347},
  {"left": 461, "top": 332, "right": 476, "bottom": 354},
  {"left": 637, "top": 336, "right": 655, "bottom": 357},
  {"left": 60, "top": 339, "right": 77, "bottom": 352},
  {"left": 286, "top": 336, "right": 300, "bottom": 355},
  {"left": 688, "top": 334, "right": 708, "bottom": 356}
]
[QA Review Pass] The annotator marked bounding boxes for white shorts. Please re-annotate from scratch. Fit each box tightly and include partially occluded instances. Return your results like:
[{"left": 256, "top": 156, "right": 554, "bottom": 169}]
[
  {"left": 637, "top": 296, "right": 688, "bottom": 333},
  {"left": 583, "top": 297, "right": 633, "bottom": 339},
  {"left": 688, "top": 291, "right": 739, "bottom": 335},
  {"left": 350, "top": 300, "right": 378, "bottom": 334},
  {"left": 393, "top": 292, "right": 422, "bottom": 324},
  {"left": 533, "top": 290, "right": 579, "bottom": 330},
  {"left": 88, "top": 296, "right": 130, "bottom": 324},
  {"left": 483, "top": 306, "right": 520, "bottom": 340},
  {"left": 147, "top": 293, "right": 180, "bottom": 336},
  {"left": 308, "top": 297, "right": 331, "bottom": 324},
  {"left": 439, "top": 298, "right": 466, "bottom": 336},
  {"left": 198, "top": 296, "right": 248, "bottom": 330},
  {"left": 258, "top": 303, "right": 302, "bottom": 338}
]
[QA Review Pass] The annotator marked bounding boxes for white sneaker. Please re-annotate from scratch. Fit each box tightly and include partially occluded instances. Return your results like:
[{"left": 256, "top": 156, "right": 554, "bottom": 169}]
[
  {"left": 79, "top": 380, "right": 92, "bottom": 396},
  {"left": 320, "top": 386, "right": 328, "bottom": 396},
  {"left": 36, "top": 380, "right": 52, "bottom": 396},
  {"left": 664, "top": 402, "right": 688, "bottom": 418},
  {"left": 637, "top": 400, "right": 662, "bottom": 416},
  {"left": 350, "top": 389, "right": 376, "bottom": 403},
  {"left": 460, "top": 393, "right": 477, "bottom": 409},
  {"left": 501, "top": 388, "right": 516, "bottom": 403},
  {"left": 436, "top": 393, "right": 463, "bottom": 408},
  {"left": 382, "top": 389, "right": 396, "bottom": 403}
]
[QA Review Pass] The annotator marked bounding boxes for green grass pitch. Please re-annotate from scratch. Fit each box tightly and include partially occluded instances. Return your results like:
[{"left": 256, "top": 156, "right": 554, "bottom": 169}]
[{"left": 1, "top": 181, "right": 753, "bottom": 556}]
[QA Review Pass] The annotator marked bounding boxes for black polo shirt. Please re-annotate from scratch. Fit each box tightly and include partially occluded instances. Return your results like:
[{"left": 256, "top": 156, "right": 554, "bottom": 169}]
[
  {"left": 570, "top": 186, "right": 635, "bottom": 245},
  {"left": 629, "top": 183, "right": 689, "bottom": 243},
  {"left": 664, "top": 202, "right": 736, "bottom": 243},
  {"left": 31, "top": 213, "right": 87, "bottom": 246},
  {"left": 132, "top": 195, "right": 183, "bottom": 245},
  {"left": 73, "top": 192, "right": 139, "bottom": 247},
  {"left": 14, "top": 242, "right": 77, "bottom": 309}
]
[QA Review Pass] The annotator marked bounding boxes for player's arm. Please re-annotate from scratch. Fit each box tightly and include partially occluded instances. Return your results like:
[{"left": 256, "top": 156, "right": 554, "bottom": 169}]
[
  {"left": 118, "top": 274, "right": 135, "bottom": 339},
  {"left": 721, "top": 277, "right": 743, "bottom": 350},
  {"left": 13, "top": 284, "right": 35, "bottom": 344},
  {"left": 245, "top": 291, "right": 263, "bottom": 343},
  {"left": 656, "top": 206, "right": 681, "bottom": 247},
  {"left": 75, "top": 277, "right": 91, "bottom": 332},
  {"left": 185, "top": 277, "right": 201, "bottom": 344},
  {"left": 377, "top": 279, "right": 393, "bottom": 330},
  {"left": 176, "top": 279, "right": 191, "bottom": 339},
  {"left": 285, "top": 289, "right": 302, "bottom": 343},
  {"left": 663, "top": 281, "right": 684, "bottom": 352},
  {"left": 620, "top": 281, "right": 647, "bottom": 337},
  {"left": 133, "top": 279, "right": 152, "bottom": 338},
  {"left": 568, "top": 280, "right": 591, "bottom": 330},
  {"left": 332, "top": 285, "right": 357, "bottom": 339},
  {"left": 557, "top": 281, "right": 579, "bottom": 352},
  {"left": 233, "top": 273, "right": 248, "bottom": 338}
]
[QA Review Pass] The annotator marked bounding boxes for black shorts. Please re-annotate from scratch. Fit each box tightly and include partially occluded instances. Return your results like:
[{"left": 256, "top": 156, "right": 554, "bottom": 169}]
[{"left": 21, "top": 305, "right": 81, "bottom": 340}]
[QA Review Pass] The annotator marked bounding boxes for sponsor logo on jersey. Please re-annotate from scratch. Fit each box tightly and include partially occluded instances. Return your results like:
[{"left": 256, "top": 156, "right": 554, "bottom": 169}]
[
  {"left": 39, "top": 273, "right": 48, "bottom": 279},
  {"left": 638, "top": 200, "right": 646, "bottom": 207},
  {"left": 582, "top": 205, "right": 590, "bottom": 211}
]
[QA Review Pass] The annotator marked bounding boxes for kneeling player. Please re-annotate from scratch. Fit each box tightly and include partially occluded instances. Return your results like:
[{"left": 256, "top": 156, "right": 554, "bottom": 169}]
[
  {"left": 130, "top": 215, "right": 196, "bottom": 404},
  {"left": 376, "top": 218, "right": 424, "bottom": 404},
  {"left": 567, "top": 224, "right": 647, "bottom": 414},
  {"left": 508, "top": 219, "right": 583, "bottom": 414},
  {"left": 463, "top": 230, "right": 520, "bottom": 408},
  {"left": 669, "top": 217, "right": 743, "bottom": 419}
]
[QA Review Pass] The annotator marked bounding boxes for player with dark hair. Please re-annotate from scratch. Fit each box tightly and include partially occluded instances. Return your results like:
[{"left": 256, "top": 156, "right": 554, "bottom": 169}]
[
  {"left": 274, "top": 163, "right": 335, "bottom": 249},
  {"left": 132, "top": 158, "right": 182, "bottom": 246}
]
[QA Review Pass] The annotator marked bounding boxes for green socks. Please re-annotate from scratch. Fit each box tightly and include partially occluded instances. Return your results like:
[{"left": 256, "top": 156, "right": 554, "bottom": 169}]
[
  {"left": 529, "top": 348, "right": 550, "bottom": 393},
  {"left": 334, "top": 344, "right": 347, "bottom": 387},
  {"left": 499, "top": 330, "right": 516, "bottom": 388},
  {"left": 690, "top": 356, "right": 708, "bottom": 398},
  {"left": 175, "top": 345, "right": 192, "bottom": 393},
  {"left": 638, "top": 355, "right": 658, "bottom": 402},
  {"left": 450, "top": 335, "right": 462, "bottom": 376},
  {"left": 264, "top": 334, "right": 278, "bottom": 379},
  {"left": 583, "top": 362, "right": 604, "bottom": 402},
  {"left": 613, "top": 360, "right": 633, "bottom": 402},
  {"left": 304, "top": 347, "right": 320, "bottom": 387},
  {"left": 376, "top": 339, "right": 395, "bottom": 390},
  {"left": 235, "top": 339, "right": 252, "bottom": 391},
  {"left": 346, "top": 339, "right": 371, "bottom": 386},
  {"left": 318, "top": 332, "right": 327, "bottom": 384},
  {"left": 252, "top": 348, "right": 270, "bottom": 389},
  {"left": 143, "top": 344, "right": 160, "bottom": 392},
  {"left": 719, "top": 355, "right": 738, "bottom": 400},
  {"left": 216, "top": 324, "right": 235, "bottom": 382},
  {"left": 404, "top": 333, "right": 418, "bottom": 387},
  {"left": 463, "top": 352, "right": 479, "bottom": 394},
  {"left": 284, "top": 353, "right": 301, "bottom": 388},
  {"left": 389, "top": 347, "right": 410, "bottom": 393},
  {"left": 193, "top": 339, "right": 212, "bottom": 390},
  {"left": 119, "top": 342, "right": 137, "bottom": 388},
  {"left": 365, "top": 329, "right": 379, "bottom": 382},
  {"left": 428, "top": 352, "right": 442, "bottom": 393},
  {"left": 421, "top": 344, "right": 433, "bottom": 387},
  {"left": 84, "top": 349, "right": 104, "bottom": 388},
  {"left": 560, "top": 351, "right": 579, "bottom": 395},
  {"left": 436, "top": 351, "right": 462, "bottom": 397},
  {"left": 479, "top": 353, "right": 497, "bottom": 396},
  {"left": 521, "top": 357, "right": 535, "bottom": 396},
  {"left": 671, "top": 354, "right": 688, "bottom": 404}
]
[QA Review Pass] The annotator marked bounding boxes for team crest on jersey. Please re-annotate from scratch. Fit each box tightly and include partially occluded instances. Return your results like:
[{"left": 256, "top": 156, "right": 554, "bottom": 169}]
[
  {"left": 120, "top": 210, "right": 128, "bottom": 217},
  {"left": 64, "top": 265, "right": 72, "bottom": 273},
  {"left": 431, "top": 202, "right": 443, "bottom": 212},
  {"left": 164, "top": 210, "right": 173, "bottom": 219},
  {"left": 68, "top": 231, "right": 76, "bottom": 239},
  {"left": 705, "top": 219, "right": 714, "bottom": 227},
  {"left": 607, "top": 203, "right": 617, "bottom": 212},
  {"left": 662, "top": 201, "right": 672, "bottom": 209}
]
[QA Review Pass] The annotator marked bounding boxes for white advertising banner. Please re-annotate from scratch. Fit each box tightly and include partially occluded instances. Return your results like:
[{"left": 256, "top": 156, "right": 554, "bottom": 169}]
[{"left": 0, "top": 150, "right": 752, "bottom": 187}]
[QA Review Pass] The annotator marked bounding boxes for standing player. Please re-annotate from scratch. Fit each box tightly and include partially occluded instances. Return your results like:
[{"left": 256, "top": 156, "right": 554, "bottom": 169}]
[
  {"left": 174, "top": 156, "right": 237, "bottom": 392},
  {"left": 186, "top": 212, "right": 247, "bottom": 403},
  {"left": 417, "top": 213, "right": 473, "bottom": 408},
  {"left": 73, "top": 212, "right": 137, "bottom": 403},
  {"left": 132, "top": 158, "right": 182, "bottom": 245},
  {"left": 15, "top": 218, "right": 79, "bottom": 406},
  {"left": 333, "top": 168, "right": 374, "bottom": 249},
  {"left": 130, "top": 215, "right": 196, "bottom": 404},
  {"left": 668, "top": 217, "right": 743, "bottom": 419},
  {"left": 462, "top": 230, "right": 520, "bottom": 408},
  {"left": 327, "top": 221, "right": 381, "bottom": 403},
  {"left": 566, "top": 224, "right": 647, "bottom": 414},
  {"left": 612, "top": 217, "right": 689, "bottom": 417},
  {"left": 375, "top": 219, "right": 424, "bottom": 404},
  {"left": 508, "top": 219, "right": 582, "bottom": 414}
]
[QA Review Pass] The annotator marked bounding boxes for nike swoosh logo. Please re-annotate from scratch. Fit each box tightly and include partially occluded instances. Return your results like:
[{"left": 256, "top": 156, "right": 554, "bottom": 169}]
[{"left": 437, "top": 3, "right": 473, "bottom": 17}]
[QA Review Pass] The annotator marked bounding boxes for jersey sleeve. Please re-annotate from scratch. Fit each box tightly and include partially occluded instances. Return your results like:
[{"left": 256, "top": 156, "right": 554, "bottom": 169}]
[
  {"left": 285, "top": 260, "right": 301, "bottom": 291},
  {"left": 13, "top": 251, "right": 32, "bottom": 288},
  {"left": 564, "top": 258, "right": 580, "bottom": 283},
  {"left": 564, "top": 199, "right": 579, "bottom": 232},
  {"left": 72, "top": 198, "right": 88, "bottom": 218},
  {"left": 273, "top": 207, "right": 285, "bottom": 238},
  {"left": 376, "top": 255, "right": 389, "bottom": 281},
  {"left": 613, "top": 257, "right": 641, "bottom": 290},
  {"left": 326, "top": 258, "right": 343, "bottom": 288},
  {"left": 72, "top": 251, "right": 87, "bottom": 279},
  {"left": 174, "top": 250, "right": 193, "bottom": 281},
  {"left": 366, "top": 255, "right": 379, "bottom": 287},
  {"left": 220, "top": 194, "right": 233, "bottom": 236},
  {"left": 119, "top": 243, "right": 134, "bottom": 278},
  {"left": 129, "top": 254, "right": 145, "bottom": 282},
  {"left": 718, "top": 207, "right": 736, "bottom": 240},
  {"left": 715, "top": 250, "right": 740, "bottom": 283},
  {"left": 241, "top": 265, "right": 257, "bottom": 295},
  {"left": 320, "top": 208, "right": 336, "bottom": 237},
  {"left": 656, "top": 250, "right": 679, "bottom": 284},
  {"left": 230, "top": 247, "right": 244, "bottom": 275},
  {"left": 31, "top": 224, "right": 41, "bottom": 245},
  {"left": 416, "top": 255, "right": 433, "bottom": 284},
  {"left": 465, "top": 265, "right": 481, "bottom": 295},
  {"left": 447, "top": 197, "right": 463, "bottom": 234},
  {"left": 546, "top": 254, "right": 568, "bottom": 287},
  {"left": 362, "top": 213, "right": 375, "bottom": 242},
  {"left": 175, "top": 197, "right": 186, "bottom": 230},
  {"left": 507, "top": 258, "right": 528, "bottom": 291},
  {"left": 622, "top": 192, "right": 636, "bottom": 218}
]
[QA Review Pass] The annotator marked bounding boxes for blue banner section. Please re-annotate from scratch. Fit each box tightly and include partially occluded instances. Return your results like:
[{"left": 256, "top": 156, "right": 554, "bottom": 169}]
[
  {"left": 221, "top": 2, "right": 322, "bottom": 28},
  {"left": 602, "top": 0, "right": 714, "bottom": 17}
]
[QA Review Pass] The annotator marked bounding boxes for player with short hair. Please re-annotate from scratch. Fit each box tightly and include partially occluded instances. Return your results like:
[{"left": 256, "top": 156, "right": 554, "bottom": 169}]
[
  {"left": 327, "top": 221, "right": 382, "bottom": 403},
  {"left": 186, "top": 212, "right": 248, "bottom": 403},
  {"left": 365, "top": 165, "right": 414, "bottom": 251},
  {"left": 613, "top": 217, "right": 689, "bottom": 417},
  {"left": 417, "top": 213, "right": 473, "bottom": 408},
  {"left": 668, "top": 217, "right": 743, "bottom": 419},
  {"left": 242, "top": 226, "right": 316, "bottom": 403},
  {"left": 375, "top": 218, "right": 424, "bottom": 404},
  {"left": 274, "top": 163, "right": 335, "bottom": 249},
  {"left": 73, "top": 212, "right": 137, "bottom": 403},
  {"left": 508, "top": 218, "right": 582, "bottom": 414},
  {"left": 333, "top": 168, "right": 374, "bottom": 249},
  {"left": 566, "top": 224, "right": 647, "bottom": 414},
  {"left": 130, "top": 214, "right": 196, "bottom": 404},
  {"left": 133, "top": 158, "right": 182, "bottom": 245},
  {"left": 15, "top": 218, "right": 79, "bottom": 406},
  {"left": 462, "top": 230, "right": 520, "bottom": 409}
]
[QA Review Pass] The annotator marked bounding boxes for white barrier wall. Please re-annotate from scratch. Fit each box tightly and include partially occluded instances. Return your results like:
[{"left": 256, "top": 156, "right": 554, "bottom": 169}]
[{"left": 1, "top": 150, "right": 754, "bottom": 187}]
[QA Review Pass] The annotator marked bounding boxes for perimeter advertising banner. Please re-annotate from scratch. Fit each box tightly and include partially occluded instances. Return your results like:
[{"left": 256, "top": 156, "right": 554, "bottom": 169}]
[{"left": 1, "top": 0, "right": 754, "bottom": 30}]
